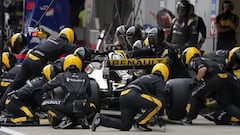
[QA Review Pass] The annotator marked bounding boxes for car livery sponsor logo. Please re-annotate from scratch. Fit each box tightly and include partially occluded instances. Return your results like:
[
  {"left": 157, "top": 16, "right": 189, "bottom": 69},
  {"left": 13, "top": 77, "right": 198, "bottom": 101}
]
[{"left": 108, "top": 58, "right": 166, "bottom": 66}]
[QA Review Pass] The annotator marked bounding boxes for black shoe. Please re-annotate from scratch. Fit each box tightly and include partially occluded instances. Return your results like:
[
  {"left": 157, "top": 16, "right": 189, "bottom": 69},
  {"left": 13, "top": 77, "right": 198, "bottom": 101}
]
[
  {"left": 81, "top": 119, "right": 90, "bottom": 129},
  {"left": 0, "top": 115, "right": 13, "bottom": 124},
  {"left": 54, "top": 117, "right": 73, "bottom": 129},
  {"left": 181, "top": 117, "right": 192, "bottom": 125},
  {"left": 134, "top": 124, "right": 152, "bottom": 131},
  {"left": 157, "top": 118, "right": 166, "bottom": 132},
  {"left": 91, "top": 113, "right": 101, "bottom": 132}
]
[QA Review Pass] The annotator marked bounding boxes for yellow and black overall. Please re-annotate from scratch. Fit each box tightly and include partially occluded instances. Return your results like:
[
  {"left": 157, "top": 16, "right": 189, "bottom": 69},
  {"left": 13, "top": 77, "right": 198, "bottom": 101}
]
[
  {"left": 0, "top": 37, "right": 78, "bottom": 110},
  {"left": 186, "top": 57, "right": 240, "bottom": 123},
  {"left": 98, "top": 73, "right": 166, "bottom": 131},
  {"left": 5, "top": 77, "right": 46, "bottom": 124}
]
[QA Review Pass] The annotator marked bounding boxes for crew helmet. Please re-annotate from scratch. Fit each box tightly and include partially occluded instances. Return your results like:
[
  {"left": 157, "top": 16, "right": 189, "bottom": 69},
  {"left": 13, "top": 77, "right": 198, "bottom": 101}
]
[
  {"left": 147, "top": 27, "right": 164, "bottom": 48},
  {"left": 42, "top": 64, "right": 58, "bottom": 81},
  {"left": 59, "top": 28, "right": 75, "bottom": 44},
  {"left": 181, "top": 47, "right": 200, "bottom": 66},
  {"left": 126, "top": 26, "right": 143, "bottom": 47},
  {"left": 10, "top": 33, "right": 27, "bottom": 54},
  {"left": 226, "top": 47, "right": 240, "bottom": 68},
  {"left": 176, "top": 0, "right": 190, "bottom": 18},
  {"left": 1, "top": 52, "right": 17, "bottom": 70},
  {"left": 63, "top": 54, "right": 82, "bottom": 72},
  {"left": 151, "top": 63, "right": 169, "bottom": 82}
]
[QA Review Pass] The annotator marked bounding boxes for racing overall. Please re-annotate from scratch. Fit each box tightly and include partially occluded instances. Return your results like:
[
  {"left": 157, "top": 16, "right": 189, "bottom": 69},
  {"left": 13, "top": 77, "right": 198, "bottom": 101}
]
[
  {"left": 0, "top": 37, "right": 78, "bottom": 110},
  {"left": 0, "top": 65, "right": 21, "bottom": 98},
  {"left": 5, "top": 77, "right": 47, "bottom": 124},
  {"left": 42, "top": 71, "right": 94, "bottom": 128},
  {"left": 166, "top": 17, "right": 198, "bottom": 54},
  {"left": 188, "top": 15, "right": 206, "bottom": 49},
  {"left": 185, "top": 57, "right": 240, "bottom": 122},
  {"left": 97, "top": 73, "right": 166, "bottom": 131},
  {"left": 216, "top": 12, "right": 238, "bottom": 50}
]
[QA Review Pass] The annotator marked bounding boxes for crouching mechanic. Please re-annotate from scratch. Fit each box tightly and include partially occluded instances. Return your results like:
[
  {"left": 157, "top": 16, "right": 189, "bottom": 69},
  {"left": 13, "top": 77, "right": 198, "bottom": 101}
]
[
  {"left": 180, "top": 47, "right": 240, "bottom": 125},
  {"left": 3, "top": 64, "right": 58, "bottom": 124},
  {"left": 42, "top": 54, "right": 96, "bottom": 129},
  {"left": 0, "top": 52, "right": 18, "bottom": 98},
  {"left": 91, "top": 63, "right": 169, "bottom": 132}
]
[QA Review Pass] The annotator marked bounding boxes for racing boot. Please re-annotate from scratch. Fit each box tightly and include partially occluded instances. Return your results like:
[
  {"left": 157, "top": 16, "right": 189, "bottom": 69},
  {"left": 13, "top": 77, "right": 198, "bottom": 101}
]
[
  {"left": 81, "top": 118, "right": 90, "bottom": 129},
  {"left": 91, "top": 113, "right": 101, "bottom": 131},
  {"left": 157, "top": 118, "right": 166, "bottom": 132},
  {"left": 181, "top": 117, "right": 192, "bottom": 125},
  {"left": 134, "top": 123, "right": 152, "bottom": 131},
  {"left": 54, "top": 116, "right": 73, "bottom": 129}
]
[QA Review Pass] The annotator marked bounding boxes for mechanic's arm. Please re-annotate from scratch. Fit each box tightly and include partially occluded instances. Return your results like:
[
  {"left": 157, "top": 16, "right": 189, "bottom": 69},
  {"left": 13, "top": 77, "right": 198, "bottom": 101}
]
[
  {"left": 43, "top": 74, "right": 62, "bottom": 91},
  {"left": 130, "top": 48, "right": 153, "bottom": 57},
  {"left": 196, "top": 66, "right": 207, "bottom": 81},
  {"left": 215, "top": 16, "right": 232, "bottom": 33},
  {"left": 228, "top": 15, "right": 239, "bottom": 30}
]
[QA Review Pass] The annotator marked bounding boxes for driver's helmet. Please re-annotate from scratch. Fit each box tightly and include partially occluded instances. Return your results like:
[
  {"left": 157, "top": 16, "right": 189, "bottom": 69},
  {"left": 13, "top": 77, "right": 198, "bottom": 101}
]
[
  {"left": 176, "top": 0, "right": 190, "bottom": 18},
  {"left": 151, "top": 63, "right": 169, "bottom": 82},
  {"left": 126, "top": 26, "right": 143, "bottom": 48},
  {"left": 59, "top": 28, "right": 75, "bottom": 44},
  {"left": 9, "top": 33, "right": 27, "bottom": 54},
  {"left": 147, "top": 27, "right": 164, "bottom": 48}
]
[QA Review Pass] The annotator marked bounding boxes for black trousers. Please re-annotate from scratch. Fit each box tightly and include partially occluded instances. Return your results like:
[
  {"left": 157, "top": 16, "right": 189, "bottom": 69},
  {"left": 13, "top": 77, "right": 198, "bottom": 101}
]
[
  {"left": 187, "top": 74, "right": 232, "bottom": 120},
  {"left": 100, "top": 88, "right": 164, "bottom": 131},
  {"left": 0, "top": 57, "right": 46, "bottom": 110}
]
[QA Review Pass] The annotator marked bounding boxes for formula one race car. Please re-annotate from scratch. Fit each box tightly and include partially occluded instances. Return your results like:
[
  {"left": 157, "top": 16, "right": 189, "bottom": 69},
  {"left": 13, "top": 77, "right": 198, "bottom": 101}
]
[{"left": 87, "top": 50, "right": 166, "bottom": 110}]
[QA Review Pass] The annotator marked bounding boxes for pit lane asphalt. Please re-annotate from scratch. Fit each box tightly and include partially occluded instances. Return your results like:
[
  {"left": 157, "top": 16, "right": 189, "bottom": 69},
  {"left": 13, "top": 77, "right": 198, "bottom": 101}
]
[{"left": 1, "top": 115, "right": 239, "bottom": 135}]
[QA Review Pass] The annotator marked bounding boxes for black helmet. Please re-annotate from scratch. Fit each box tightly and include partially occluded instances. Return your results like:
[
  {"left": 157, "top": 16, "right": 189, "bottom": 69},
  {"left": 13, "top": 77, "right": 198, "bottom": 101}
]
[
  {"left": 126, "top": 26, "right": 143, "bottom": 47},
  {"left": 10, "top": 33, "right": 27, "bottom": 54},
  {"left": 147, "top": 27, "right": 164, "bottom": 48},
  {"left": 176, "top": 0, "right": 190, "bottom": 18}
]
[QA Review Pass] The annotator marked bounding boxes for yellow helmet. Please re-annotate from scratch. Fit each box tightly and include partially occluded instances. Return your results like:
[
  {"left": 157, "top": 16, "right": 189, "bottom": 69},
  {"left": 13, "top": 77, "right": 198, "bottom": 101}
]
[
  {"left": 10, "top": 33, "right": 27, "bottom": 53},
  {"left": 2, "top": 52, "right": 17, "bottom": 69},
  {"left": 226, "top": 47, "right": 240, "bottom": 67},
  {"left": 63, "top": 54, "right": 82, "bottom": 71},
  {"left": 151, "top": 63, "right": 169, "bottom": 82},
  {"left": 59, "top": 28, "right": 74, "bottom": 44},
  {"left": 42, "top": 64, "right": 58, "bottom": 81},
  {"left": 181, "top": 47, "right": 200, "bottom": 66}
]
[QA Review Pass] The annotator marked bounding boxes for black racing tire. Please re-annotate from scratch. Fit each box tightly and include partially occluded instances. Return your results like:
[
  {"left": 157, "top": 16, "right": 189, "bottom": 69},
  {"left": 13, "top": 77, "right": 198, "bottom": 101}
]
[
  {"left": 88, "top": 79, "right": 101, "bottom": 122},
  {"left": 165, "top": 78, "right": 192, "bottom": 120}
]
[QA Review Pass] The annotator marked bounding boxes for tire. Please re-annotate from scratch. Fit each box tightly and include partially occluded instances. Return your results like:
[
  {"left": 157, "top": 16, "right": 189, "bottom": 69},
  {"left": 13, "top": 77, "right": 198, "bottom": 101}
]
[
  {"left": 88, "top": 79, "right": 101, "bottom": 122},
  {"left": 165, "top": 78, "right": 192, "bottom": 120}
]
